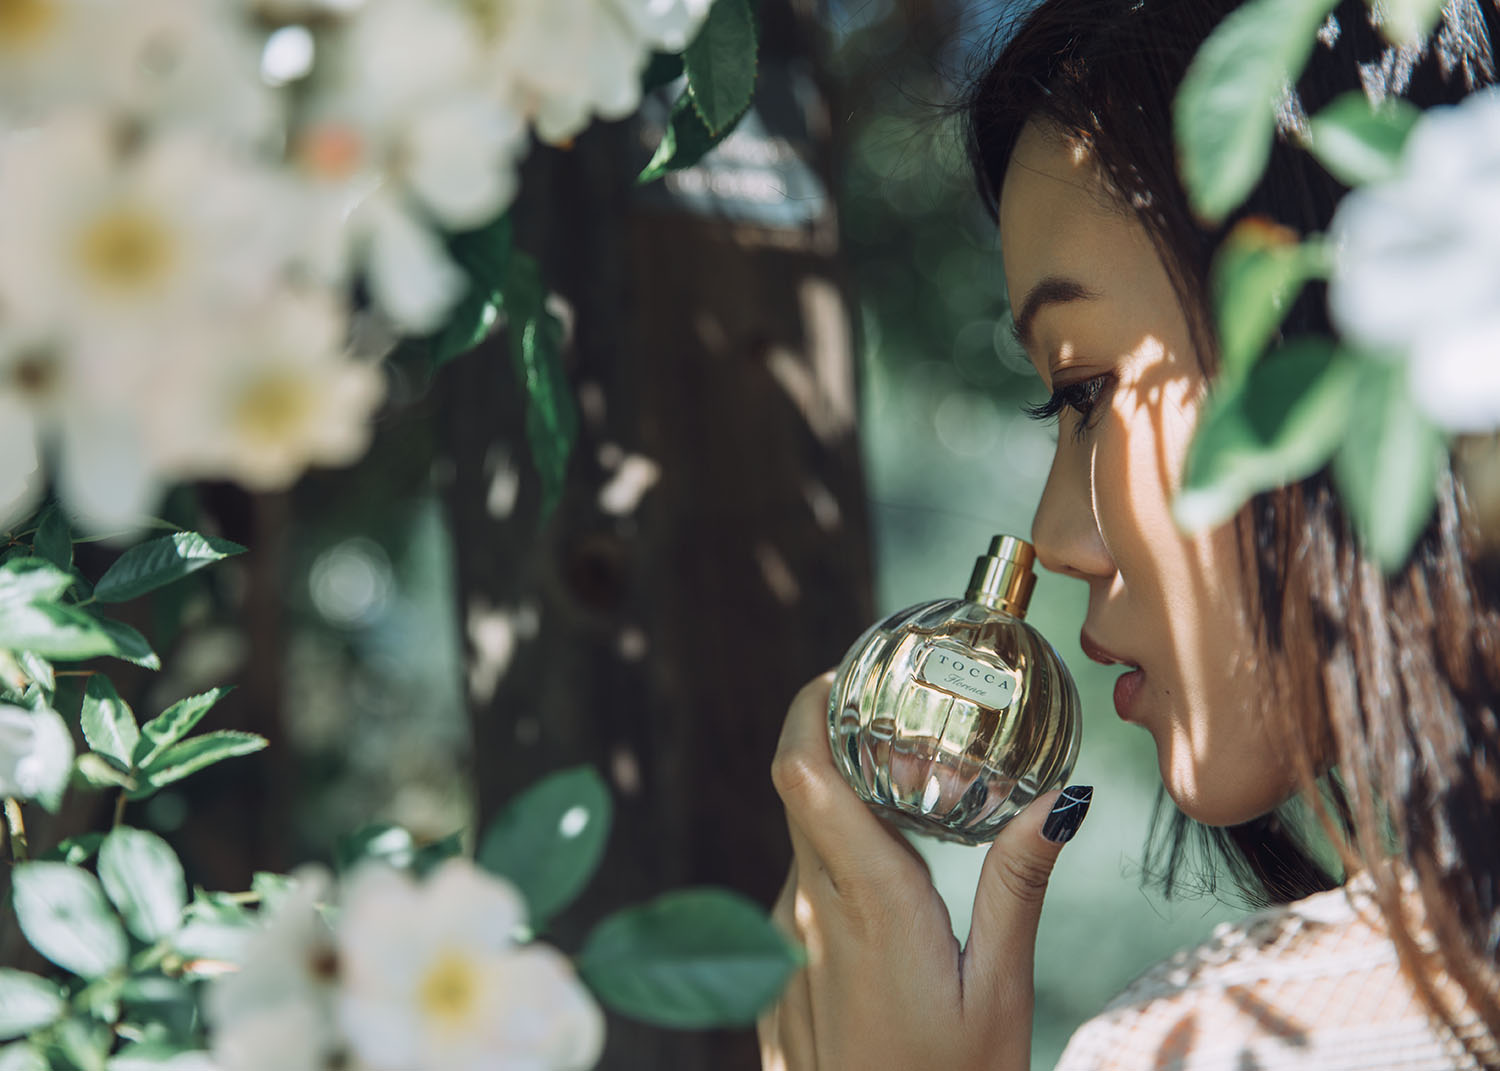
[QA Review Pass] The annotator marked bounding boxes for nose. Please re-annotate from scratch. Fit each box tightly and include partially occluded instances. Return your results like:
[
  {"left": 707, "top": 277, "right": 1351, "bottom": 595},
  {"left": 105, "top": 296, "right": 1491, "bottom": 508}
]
[{"left": 1031, "top": 440, "right": 1113, "bottom": 581}]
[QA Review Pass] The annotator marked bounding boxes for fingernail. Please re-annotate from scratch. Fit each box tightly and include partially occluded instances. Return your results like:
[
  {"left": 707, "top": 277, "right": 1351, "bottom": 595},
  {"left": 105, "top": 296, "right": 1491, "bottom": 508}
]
[{"left": 1041, "top": 785, "right": 1093, "bottom": 844}]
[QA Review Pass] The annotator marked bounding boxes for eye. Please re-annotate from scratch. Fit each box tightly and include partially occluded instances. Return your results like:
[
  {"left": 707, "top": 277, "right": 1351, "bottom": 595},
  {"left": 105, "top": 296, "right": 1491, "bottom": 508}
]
[{"left": 1023, "top": 373, "right": 1113, "bottom": 441}]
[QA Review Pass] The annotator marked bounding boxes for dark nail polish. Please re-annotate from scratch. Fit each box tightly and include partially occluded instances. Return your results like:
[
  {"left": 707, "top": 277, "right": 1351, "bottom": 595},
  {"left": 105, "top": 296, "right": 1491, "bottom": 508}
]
[{"left": 1041, "top": 785, "right": 1093, "bottom": 844}]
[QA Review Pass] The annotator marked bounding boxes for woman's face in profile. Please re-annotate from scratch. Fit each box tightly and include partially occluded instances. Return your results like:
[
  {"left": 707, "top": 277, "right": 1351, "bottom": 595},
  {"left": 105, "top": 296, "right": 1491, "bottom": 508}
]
[{"left": 998, "top": 120, "right": 1297, "bottom": 825}]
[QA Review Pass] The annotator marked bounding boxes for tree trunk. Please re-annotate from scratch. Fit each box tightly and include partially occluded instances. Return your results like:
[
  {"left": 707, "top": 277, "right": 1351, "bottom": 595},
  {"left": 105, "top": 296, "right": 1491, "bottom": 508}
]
[{"left": 438, "top": 2, "right": 872, "bottom": 1067}]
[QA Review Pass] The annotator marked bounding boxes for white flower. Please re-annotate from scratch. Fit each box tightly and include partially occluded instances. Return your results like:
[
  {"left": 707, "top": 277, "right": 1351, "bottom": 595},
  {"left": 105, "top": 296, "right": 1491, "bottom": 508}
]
[
  {"left": 476, "top": 0, "right": 715, "bottom": 144},
  {"left": 613, "top": 0, "right": 715, "bottom": 52},
  {"left": 0, "top": 318, "right": 158, "bottom": 530},
  {"left": 90, "top": 0, "right": 276, "bottom": 141},
  {"left": 144, "top": 288, "right": 384, "bottom": 491},
  {"left": 287, "top": 0, "right": 527, "bottom": 332},
  {"left": 206, "top": 868, "right": 344, "bottom": 1071},
  {"left": 0, "top": 115, "right": 288, "bottom": 354},
  {"left": 338, "top": 860, "right": 605, "bottom": 1071},
  {"left": 0, "top": 702, "right": 75, "bottom": 804},
  {"left": 0, "top": 0, "right": 272, "bottom": 140},
  {"left": 0, "top": 117, "right": 293, "bottom": 526},
  {"left": 1328, "top": 86, "right": 1500, "bottom": 432}
]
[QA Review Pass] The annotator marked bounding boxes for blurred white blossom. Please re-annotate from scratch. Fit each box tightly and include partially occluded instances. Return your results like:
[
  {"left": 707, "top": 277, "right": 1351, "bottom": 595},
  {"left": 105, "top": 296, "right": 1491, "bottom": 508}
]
[
  {"left": 0, "top": 0, "right": 719, "bottom": 523},
  {"left": 0, "top": 702, "right": 74, "bottom": 803},
  {"left": 338, "top": 860, "right": 605, "bottom": 1071},
  {"left": 1328, "top": 86, "right": 1500, "bottom": 432},
  {"left": 289, "top": 0, "right": 526, "bottom": 331},
  {"left": 207, "top": 868, "right": 345, "bottom": 1071},
  {"left": 0, "top": 116, "right": 286, "bottom": 355},
  {"left": 478, "top": 0, "right": 714, "bottom": 144},
  {"left": 145, "top": 289, "right": 384, "bottom": 491},
  {"left": 0, "top": 317, "right": 159, "bottom": 530}
]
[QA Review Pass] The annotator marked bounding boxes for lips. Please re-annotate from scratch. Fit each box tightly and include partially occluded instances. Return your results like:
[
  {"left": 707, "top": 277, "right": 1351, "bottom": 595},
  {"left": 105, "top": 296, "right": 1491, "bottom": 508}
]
[
  {"left": 1079, "top": 631, "right": 1135, "bottom": 670},
  {"left": 1080, "top": 631, "right": 1145, "bottom": 721}
]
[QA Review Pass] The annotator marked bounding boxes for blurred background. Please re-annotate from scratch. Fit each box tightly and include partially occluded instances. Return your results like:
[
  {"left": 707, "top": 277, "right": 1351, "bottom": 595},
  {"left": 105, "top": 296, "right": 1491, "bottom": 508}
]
[{"left": 0, "top": 0, "right": 1241, "bottom": 1067}]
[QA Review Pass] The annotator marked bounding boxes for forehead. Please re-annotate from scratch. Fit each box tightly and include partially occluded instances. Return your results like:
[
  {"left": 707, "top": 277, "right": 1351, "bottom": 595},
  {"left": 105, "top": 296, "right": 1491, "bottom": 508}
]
[{"left": 997, "top": 122, "right": 1151, "bottom": 301}]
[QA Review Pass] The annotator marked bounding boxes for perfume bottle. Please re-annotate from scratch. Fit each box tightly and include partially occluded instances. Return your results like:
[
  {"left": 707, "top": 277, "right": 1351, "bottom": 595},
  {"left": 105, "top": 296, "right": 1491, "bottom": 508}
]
[{"left": 827, "top": 535, "right": 1081, "bottom": 845}]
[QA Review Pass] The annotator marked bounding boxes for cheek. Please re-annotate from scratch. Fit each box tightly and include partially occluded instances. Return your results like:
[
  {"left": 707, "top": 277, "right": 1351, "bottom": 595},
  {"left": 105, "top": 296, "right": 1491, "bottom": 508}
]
[{"left": 1091, "top": 368, "right": 1203, "bottom": 568}]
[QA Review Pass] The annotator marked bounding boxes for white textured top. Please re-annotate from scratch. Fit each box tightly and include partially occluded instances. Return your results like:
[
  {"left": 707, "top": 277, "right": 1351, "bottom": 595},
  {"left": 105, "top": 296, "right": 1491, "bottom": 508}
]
[{"left": 1054, "top": 879, "right": 1496, "bottom": 1071}]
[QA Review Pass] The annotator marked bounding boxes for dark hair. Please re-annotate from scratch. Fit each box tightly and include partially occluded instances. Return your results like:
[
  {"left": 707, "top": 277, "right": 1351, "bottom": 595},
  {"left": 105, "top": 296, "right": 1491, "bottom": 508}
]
[{"left": 962, "top": 0, "right": 1500, "bottom": 1057}]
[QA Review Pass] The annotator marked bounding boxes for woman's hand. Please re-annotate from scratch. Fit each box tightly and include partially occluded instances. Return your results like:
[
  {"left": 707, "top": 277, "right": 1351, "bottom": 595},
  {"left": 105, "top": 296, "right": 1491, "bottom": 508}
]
[{"left": 758, "top": 673, "right": 1089, "bottom": 1071}]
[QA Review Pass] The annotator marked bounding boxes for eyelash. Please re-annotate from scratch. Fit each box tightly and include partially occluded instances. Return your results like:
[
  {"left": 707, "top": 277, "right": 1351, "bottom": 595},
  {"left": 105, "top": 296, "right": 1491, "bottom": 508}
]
[{"left": 1023, "top": 373, "right": 1112, "bottom": 440}]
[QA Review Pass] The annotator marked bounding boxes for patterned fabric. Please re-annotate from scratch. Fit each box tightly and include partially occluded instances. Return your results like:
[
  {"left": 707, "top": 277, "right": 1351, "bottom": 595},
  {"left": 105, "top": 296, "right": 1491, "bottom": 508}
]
[{"left": 1054, "top": 877, "right": 1497, "bottom": 1070}]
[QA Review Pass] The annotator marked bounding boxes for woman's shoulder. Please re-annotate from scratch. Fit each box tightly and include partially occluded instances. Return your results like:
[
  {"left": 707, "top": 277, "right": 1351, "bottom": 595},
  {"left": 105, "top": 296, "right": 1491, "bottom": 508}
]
[{"left": 1053, "top": 880, "right": 1485, "bottom": 1071}]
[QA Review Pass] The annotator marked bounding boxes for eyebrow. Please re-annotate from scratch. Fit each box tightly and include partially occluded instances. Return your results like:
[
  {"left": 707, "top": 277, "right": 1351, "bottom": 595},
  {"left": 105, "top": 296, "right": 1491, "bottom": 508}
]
[{"left": 1010, "top": 275, "right": 1101, "bottom": 351}]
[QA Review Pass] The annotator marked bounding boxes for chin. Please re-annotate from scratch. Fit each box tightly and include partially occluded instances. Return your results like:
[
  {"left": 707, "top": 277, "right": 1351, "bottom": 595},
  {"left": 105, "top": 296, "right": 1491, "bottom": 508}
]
[{"left": 1156, "top": 741, "right": 1294, "bottom": 828}]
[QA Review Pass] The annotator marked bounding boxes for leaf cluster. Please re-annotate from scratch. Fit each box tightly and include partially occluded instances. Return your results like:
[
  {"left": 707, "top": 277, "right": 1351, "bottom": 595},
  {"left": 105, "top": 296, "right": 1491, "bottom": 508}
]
[
  {"left": 1173, "top": 0, "right": 1443, "bottom": 569},
  {"left": 391, "top": 0, "right": 759, "bottom": 520}
]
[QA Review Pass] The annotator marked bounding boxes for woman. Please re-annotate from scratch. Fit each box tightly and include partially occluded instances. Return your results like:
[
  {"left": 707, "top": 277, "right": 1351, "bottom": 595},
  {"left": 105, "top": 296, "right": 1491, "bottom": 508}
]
[{"left": 758, "top": 1, "right": 1500, "bottom": 1068}]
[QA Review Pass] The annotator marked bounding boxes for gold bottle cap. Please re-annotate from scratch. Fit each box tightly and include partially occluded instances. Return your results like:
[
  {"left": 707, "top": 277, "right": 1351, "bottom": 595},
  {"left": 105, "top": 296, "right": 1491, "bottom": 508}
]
[{"left": 965, "top": 534, "right": 1036, "bottom": 617}]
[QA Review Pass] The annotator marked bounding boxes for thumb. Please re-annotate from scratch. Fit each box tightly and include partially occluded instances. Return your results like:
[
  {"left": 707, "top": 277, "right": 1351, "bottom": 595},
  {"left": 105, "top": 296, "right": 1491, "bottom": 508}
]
[{"left": 963, "top": 785, "right": 1093, "bottom": 990}]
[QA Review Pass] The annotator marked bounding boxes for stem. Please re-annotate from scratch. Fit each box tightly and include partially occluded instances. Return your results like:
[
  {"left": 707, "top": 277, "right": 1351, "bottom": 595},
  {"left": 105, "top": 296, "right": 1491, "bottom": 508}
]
[
  {"left": 53, "top": 669, "right": 97, "bottom": 678},
  {"left": 4, "top": 797, "right": 28, "bottom": 861},
  {"left": 112, "top": 790, "right": 128, "bottom": 829}
]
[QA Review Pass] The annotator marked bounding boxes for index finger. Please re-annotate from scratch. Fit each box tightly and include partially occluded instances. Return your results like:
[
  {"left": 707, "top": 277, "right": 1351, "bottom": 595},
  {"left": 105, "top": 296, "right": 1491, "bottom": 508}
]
[{"left": 771, "top": 673, "right": 926, "bottom": 892}]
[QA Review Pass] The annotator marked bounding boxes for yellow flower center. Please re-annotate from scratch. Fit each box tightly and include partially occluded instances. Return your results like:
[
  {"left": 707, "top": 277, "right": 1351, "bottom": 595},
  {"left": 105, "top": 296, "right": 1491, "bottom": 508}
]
[
  {"left": 0, "top": 0, "right": 57, "bottom": 51},
  {"left": 233, "top": 370, "right": 315, "bottom": 445},
  {"left": 418, "top": 950, "right": 481, "bottom": 1028},
  {"left": 74, "top": 204, "right": 178, "bottom": 297}
]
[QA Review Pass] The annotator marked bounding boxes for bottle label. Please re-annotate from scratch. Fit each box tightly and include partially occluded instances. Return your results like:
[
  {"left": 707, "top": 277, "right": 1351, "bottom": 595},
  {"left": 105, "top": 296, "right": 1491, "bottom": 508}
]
[{"left": 916, "top": 641, "right": 1019, "bottom": 709}]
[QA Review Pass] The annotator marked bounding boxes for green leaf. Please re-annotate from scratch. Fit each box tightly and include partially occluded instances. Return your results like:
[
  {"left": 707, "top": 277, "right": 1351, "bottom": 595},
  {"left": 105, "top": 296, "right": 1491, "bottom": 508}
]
[
  {"left": 32, "top": 508, "right": 71, "bottom": 573},
  {"left": 10, "top": 863, "right": 128, "bottom": 979},
  {"left": 131, "top": 732, "right": 267, "bottom": 798},
  {"left": 98, "top": 828, "right": 186, "bottom": 942},
  {"left": 639, "top": 91, "right": 731, "bottom": 184},
  {"left": 478, "top": 766, "right": 611, "bottom": 927},
  {"left": 81, "top": 676, "right": 139, "bottom": 769},
  {"left": 0, "top": 559, "right": 74, "bottom": 608},
  {"left": 412, "top": 830, "right": 465, "bottom": 876},
  {"left": 1176, "top": 337, "right": 1359, "bottom": 530},
  {"left": 429, "top": 214, "right": 514, "bottom": 371},
  {"left": 0, "top": 1042, "right": 46, "bottom": 1071},
  {"left": 502, "top": 252, "right": 578, "bottom": 519},
  {"left": 16, "top": 706, "right": 74, "bottom": 813},
  {"left": 1213, "top": 222, "right": 1331, "bottom": 381},
  {"left": 90, "top": 618, "right": 160, "bottom": 670},
  {"left": 0, "top": 970, "right": 66, "bottom": 1039},
  {"left": 250, "top": 872, "right": 296, "bottom": 914},
  {"left": 92, "top": 533, "right": 246, "bottom": 604},
  {"left": 17, "top": 653, "right": 53, "bottom": 697},
  {"left": 1174, "top": 0, "right": 1340, "bottom": 221},
  {"left": 683, "top": 0, "right": 757, "bottom": 134},
  {"left": 642, "top": 50, "right": 685, "bottom": 93},
  {"left": 49, "top": 1018, "right": 111, "bottom": 1071},
  {"left": 134, "top": 688, "right": 231, "bottom": 769},
  {"left": 1333, "top": 358, "right": 1447, "bottom": 571},
  {"left": 1375, "top": 0, "right": 1446, "bottom": 45},
  {"left": 1305, "top": 90, "right": 1418, "bottom": 186},
  {"left": 578, "top": 888, "right": 803, "bottom": 1028},
  {"left": 0, "top": 602, "right": 124, "bottom": 662},
  {"left": 335, "top": 823, "right": 416, "bottom": 872},
  {"left": 41, "top": 833, "right": 104, "bottom": 866},
  {"left": 74, "top": 753, "right": 136, "bottom": 791}
]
